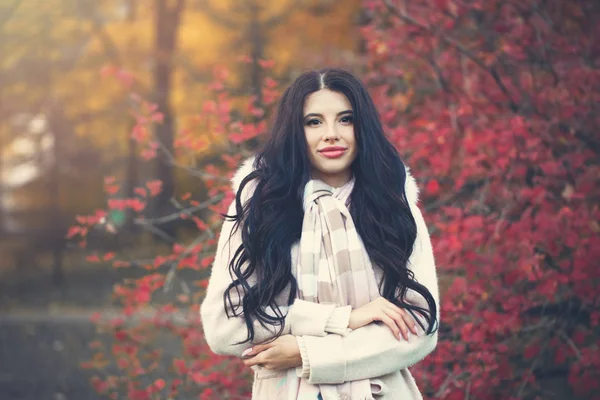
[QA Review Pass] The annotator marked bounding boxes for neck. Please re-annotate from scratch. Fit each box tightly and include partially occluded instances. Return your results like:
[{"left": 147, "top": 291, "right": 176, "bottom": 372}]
[{"left": 311, "top": 170, "right": 352, "bottom": 188}]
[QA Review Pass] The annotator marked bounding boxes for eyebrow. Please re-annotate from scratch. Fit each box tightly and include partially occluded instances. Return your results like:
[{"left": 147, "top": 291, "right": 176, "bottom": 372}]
[{"left": 303, "top": 110, "right": 353, "bottom": 119}]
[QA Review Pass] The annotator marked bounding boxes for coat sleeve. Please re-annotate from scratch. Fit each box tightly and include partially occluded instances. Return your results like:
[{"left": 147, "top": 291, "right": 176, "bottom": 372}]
[
  {"left": 295, "top": 200, "right": 440, "bottom": 384},
  {"left": 200, "top": 197, "right": 352, "bottom": 358}
]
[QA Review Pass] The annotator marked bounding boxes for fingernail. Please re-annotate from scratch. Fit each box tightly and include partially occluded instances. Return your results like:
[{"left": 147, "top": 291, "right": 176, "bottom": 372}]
[
  {"left": 398, "top": 333, "right": 404, "bottom": 341},
  {"left": 414, "top": 325, "right": 419, "bottom": 336},
  {"left": 241, "top": 348, "right": 252, "bottom": 357},
  {"left": 407, "top": 332, "right": 411, "bottom": 340}
]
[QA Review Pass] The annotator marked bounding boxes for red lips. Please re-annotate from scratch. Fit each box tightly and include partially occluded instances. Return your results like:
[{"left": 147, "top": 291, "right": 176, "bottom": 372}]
[
  {"left": 318, "top": 146, "right": 348, "bottom": 159},
  {"left": 319, "top": 146, "right": 347, "bottom": 152}
]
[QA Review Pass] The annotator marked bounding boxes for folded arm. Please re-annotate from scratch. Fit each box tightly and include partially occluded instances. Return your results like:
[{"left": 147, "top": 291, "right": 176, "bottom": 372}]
[
  {"left": 200, "top": 198, "right": 352, "bottom": 358},
  {"left": 295, "top": 201, "right": 440, "bottom": 384}
]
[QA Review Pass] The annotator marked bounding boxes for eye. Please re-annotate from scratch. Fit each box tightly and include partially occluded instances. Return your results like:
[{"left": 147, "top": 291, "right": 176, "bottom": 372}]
[
  {"left": 339, "top": 115, "right": 354, "bottom": 124},
  {"left": 305, "top": 118, "right": 321, "bottom": 126}
]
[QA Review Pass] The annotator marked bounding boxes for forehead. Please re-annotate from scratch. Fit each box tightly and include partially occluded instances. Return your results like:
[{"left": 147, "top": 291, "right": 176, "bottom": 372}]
[{"left": 303, "top": 89, "right": 352, "bottom": 114}]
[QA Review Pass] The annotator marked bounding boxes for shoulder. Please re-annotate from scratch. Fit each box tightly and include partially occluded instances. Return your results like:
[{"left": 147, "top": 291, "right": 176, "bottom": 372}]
[
  {"left": 404, "top": 164, "right": 420, "bottom": 207},
  {"left": 230, "top": 154, "right": 420, "bottom": 206},
  {"left": 230, "top": 155, "right": 258, "bottom": 203},
  {"left": 231, "top": 155, "right": 257, "bottom": 194}
]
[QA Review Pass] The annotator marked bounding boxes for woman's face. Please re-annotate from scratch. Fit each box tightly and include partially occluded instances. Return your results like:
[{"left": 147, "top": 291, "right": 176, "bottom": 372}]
[{"left": 303, "top": 89, "right": 358, "bottom": 188}]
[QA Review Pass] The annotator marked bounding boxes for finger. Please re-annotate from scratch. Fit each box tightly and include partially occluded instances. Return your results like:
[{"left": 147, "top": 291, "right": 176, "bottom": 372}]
[
  {"left": 386, "top": 307, "right": 409, "bottom": 338},
  {"left": 241, "top": 342, "right": 272, "bottom": 359},
  {"left": 376, "top": 312, "right": 402, "bottom": 340},
  {"left": 402, "top": 310, "right": 420, "bottom": 336},
  {"left": 241, "top": 347, "right": 257, "bottom": 359},
  {"left": 383, "top": 308, "right": 409, "bottom": 340},
  {"left": 389, "top": 305, "right": 419, "bottom": 335},
  {"left": 242, "top": 353, "right": 265, "bottom": 368}
]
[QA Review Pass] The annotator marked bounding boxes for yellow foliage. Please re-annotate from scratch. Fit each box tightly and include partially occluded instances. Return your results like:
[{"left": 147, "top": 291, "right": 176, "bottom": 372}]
[{"left": 1, "top": 0, "right": 362, "bottom": 213}]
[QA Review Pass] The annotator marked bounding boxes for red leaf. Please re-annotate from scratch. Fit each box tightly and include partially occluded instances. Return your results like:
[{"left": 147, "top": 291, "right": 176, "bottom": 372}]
[
  {"left": 201, "top": 256, "right": 215, "bottom": 269},
  {"left": 128, "top": 389, "right": 150, "bottom": 400},
  {"left": 203, "top": 100, "right": 217, "bottom": 113},
  {"left": 90, "top": 312, "right": 102, "bottom": 324},
  {"left": 258, "top": 59, "right": 275, "bottom": 69},
  {"left": 192, "top": 216, "right": 208, "bottom": 231},
  {"left": 108, "top": 199, "right": 126, "bottom": 211},
  {"left": 113, "top": 260, "right": 131, "bottom": 268},
  {"left": 140, "top": 147, "right": 157, "bottom": 160},
  {"left": 86, "top": 254, "right": 101, "bottom": 263},
  {"left": 524, "top": 343, "right": 541, "bottom": 359},
  {"left": 91, "top": 376, "right": 109, "bottom": 394},
  {"left": 173, "top": 358, "right": 188, "bottom": 375},
  {"left": 196, "top": 279, "right": 209, "bottom": 289},
  {"left": 191, "top": 372, "right": 208, "bottom": 383},
  {"left": 146, "top": 180, "right": 163, "bottom": 197},
  {"left": 153, "top": 255, "right": 168, "bottom": 268},
  {"left": 572, "top": 331, "right": 586, "bottom": 345},
  {"left": 151, "top": 112, "right": 164, "bottom": 123},
  {"left": 426, "top": 179, "right": 440, "bottom": 195},
  {"left": 153, "top": 378, "right": 166, "bottom": 390},
  {"left": 127, "top": 198, "right": 146, "bottom": 212},
  {"left": 264, "top": 77, "right": 277, "bottom": 88},
  {"left": 554, "top": 348, "right": 568, "bottom": 364},
  {"left": 104, "top": 184, "right": 120, "bottom": 195},
  {"left": 134, "top": 287, "right": 152, "bottom": 304},
  {"left": 66, "top": 226, "right": 81, "bottom": 239}
]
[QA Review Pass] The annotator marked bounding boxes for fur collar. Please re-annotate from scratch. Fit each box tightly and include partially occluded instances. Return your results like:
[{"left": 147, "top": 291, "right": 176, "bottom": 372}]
[{"left": 230, "top": 155, "right": 420, "bottom": 206}]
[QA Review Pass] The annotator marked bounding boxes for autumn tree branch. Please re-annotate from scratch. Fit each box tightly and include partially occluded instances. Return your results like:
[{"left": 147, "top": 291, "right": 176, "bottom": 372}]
[
  {"left": 264, "top": 0, "right": 305, "bottom": 29},
  {"left": 382, "top": 0, "right": 520, "bottom": 111},
  {"left": 76, "top": 0, "right": 124, "bottom": 66},
  {"left": 193, "top": 0, "right": 241, "bottom": 29},
  {"left": 383, "top": 0, "right": 600, "bottom": 157}
]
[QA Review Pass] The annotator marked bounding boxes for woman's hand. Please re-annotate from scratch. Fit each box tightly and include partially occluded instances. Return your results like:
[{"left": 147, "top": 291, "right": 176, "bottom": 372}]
[
  {"left": 349, "top": 297, "right": 419, "bottom": 340},
  {"left": 241, "top": 334, "right": 302, "bottom": 371}
]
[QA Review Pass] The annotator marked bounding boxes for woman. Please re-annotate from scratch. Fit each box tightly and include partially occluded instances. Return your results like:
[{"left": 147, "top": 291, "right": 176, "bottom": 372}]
[{"left": 200, "top": 68, "right": 440, "bottom": 399}]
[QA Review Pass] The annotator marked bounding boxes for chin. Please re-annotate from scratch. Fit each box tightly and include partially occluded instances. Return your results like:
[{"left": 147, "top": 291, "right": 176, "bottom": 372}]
[
  {"left": 315, "top": 163, "right": 353, "bottom": 176},
  {"left": 310, "top": 152, "right": 356, "bottom": 177}
]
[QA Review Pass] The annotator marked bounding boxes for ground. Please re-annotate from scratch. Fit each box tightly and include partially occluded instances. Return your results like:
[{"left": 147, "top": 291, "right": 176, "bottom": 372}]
[
  {"left": 0, "top": 265, "right": 116, "bottom": 400},
  {"left": 0, "top": 259, "right": 202, "bottom": 400}
]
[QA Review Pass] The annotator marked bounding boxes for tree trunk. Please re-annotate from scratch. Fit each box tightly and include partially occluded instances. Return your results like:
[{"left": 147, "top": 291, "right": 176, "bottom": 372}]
[
  {"left": 124, "top": 121, "right": 138, "bottom": 233},
  {"left": 0, "top": 71, "right": 4, "bottom": 236},
  {"left": 248, "top": 0, "right": 265, "bottom": 108},
  {"left": 152, "top": 0, "right": 185, "bottom": 232},
  {"left": 124, "top": 0, "right": 139, "bottom": 234},
  {"left": 47, "top": 102, "right": 66, "bottom": 287}
]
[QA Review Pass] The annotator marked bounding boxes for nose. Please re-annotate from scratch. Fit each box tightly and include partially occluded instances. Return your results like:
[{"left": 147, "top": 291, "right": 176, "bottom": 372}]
[{"left": 323, "top": 124, "right": 340, "bottom": 142}]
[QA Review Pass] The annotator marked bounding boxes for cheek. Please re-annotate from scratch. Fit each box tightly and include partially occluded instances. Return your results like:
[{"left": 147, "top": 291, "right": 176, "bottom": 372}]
[
  {"left": 305, "top": 130, "right": 321, "bottom": 150},
  {"left": 343, "top": 127, "right": 356, "bottom": 147},
  {"left": 345, "top": 129, "right": 358, "bottom": 159}
]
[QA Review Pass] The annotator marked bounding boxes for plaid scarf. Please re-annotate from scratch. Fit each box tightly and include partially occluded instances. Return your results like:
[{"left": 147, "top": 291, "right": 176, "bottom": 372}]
[{"left": 285, "top": 177, "right": 381, "bottom": 400}]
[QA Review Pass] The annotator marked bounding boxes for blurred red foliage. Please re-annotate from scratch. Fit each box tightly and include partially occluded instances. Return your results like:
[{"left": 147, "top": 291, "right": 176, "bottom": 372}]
[
  {"left": 72, "top": 1, "right": 599, "bottom": 398},
  {"left": 362, "top": 0, "right": 599, "bottom": 398}
]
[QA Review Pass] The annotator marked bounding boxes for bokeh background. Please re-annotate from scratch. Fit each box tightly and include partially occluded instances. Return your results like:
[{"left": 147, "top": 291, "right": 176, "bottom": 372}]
[{"left": 0, "top": 0, "right": 598, "bottom": 399}]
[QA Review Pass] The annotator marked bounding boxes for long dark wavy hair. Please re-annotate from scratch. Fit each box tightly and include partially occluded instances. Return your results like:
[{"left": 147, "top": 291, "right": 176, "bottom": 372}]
[{"left": 223, "top": 68, "right": 438, "bottom": 344}]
